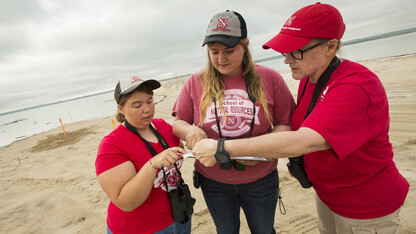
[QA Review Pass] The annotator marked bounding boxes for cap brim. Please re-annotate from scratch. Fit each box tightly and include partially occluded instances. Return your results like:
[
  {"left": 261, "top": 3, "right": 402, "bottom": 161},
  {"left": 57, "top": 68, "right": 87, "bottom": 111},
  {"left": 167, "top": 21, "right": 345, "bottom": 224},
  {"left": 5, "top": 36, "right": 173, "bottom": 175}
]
[
  {"left": 262, "top": 32, "right": 314, "bottom": 53},
  {"left": 121, "top": 79, "right": 161, "bottom": 96},
  {"left": 202, "top": 35, "right": 241, "bottom": 48},
  {"left": 142, "top": 80, "right": 161, "bottom": 90}
]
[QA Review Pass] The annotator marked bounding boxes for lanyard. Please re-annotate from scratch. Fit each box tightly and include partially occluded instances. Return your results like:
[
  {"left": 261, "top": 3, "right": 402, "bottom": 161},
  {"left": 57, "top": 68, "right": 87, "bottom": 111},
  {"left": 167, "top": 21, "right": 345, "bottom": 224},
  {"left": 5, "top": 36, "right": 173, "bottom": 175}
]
[
  {"left": 297, "top": 56, "right": 341, "bottom": 119},
  {"left": 213, "top": 78, "right": 256, "bottom": 138},
  {"left": 124, "top": 120, "right": 182, "bottom": 191},
  {"left": 125, "top": 120, "right": 170, "bottom": 155}
]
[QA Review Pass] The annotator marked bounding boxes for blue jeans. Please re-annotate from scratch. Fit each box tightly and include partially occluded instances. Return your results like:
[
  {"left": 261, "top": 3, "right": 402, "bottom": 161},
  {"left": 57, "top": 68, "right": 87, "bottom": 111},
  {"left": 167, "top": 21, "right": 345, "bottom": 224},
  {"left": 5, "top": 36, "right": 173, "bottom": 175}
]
[
  {"left": 200, "top": 169, "right": 279, "bottom": 234},
  {"left": 107, "top": 218, "right": 191, "bottom": 234}
]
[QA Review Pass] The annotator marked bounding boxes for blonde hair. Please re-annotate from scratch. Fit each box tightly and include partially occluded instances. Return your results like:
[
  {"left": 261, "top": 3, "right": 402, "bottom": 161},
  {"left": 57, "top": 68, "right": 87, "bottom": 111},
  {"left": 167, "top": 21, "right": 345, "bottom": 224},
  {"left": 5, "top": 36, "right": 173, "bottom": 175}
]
[{"left": 198, "top": 38, "right": 272, "bottom": 126}]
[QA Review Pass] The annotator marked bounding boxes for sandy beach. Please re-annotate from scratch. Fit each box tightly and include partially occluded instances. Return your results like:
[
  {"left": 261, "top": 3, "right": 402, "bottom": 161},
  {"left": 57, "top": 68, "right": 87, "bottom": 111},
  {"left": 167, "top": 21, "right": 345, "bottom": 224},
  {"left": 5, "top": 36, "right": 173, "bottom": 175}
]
[{"left": 0, "top": 54, "right": 415, "bottom": 234}]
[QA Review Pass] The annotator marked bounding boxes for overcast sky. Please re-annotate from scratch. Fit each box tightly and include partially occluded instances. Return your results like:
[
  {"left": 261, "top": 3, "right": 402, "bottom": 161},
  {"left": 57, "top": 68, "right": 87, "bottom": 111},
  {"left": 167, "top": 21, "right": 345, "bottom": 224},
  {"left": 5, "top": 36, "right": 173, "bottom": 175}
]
[{"left": 0, "top": 0, "right": 415, "bottom": 113}]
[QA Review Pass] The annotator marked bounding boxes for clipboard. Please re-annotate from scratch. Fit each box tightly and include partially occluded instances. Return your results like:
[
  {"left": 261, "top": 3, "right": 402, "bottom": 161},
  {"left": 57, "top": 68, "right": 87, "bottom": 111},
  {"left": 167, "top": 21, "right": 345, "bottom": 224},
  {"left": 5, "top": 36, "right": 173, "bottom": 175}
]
[{"left": 182, "top": 153, "right": 274, "bottom": 161}]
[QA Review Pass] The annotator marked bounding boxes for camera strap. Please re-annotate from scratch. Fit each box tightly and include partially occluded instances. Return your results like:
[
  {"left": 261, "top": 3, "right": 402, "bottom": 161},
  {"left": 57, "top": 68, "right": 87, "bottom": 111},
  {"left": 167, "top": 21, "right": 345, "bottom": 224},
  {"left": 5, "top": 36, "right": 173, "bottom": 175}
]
[
  {"left": 287, "top": 56, "right": 341, "bottom": 190},
  {"left": 124, "top": 120, "right": 183, "bottom": 192},
  {"left": 213, "top": 78, "right": 256, "bottom": 138},
  {"left": 298, "top": 56, "right": 341, "bottom": 119},
  {"left": 125, "top": 120, "right": 170, "bottom": 155}
]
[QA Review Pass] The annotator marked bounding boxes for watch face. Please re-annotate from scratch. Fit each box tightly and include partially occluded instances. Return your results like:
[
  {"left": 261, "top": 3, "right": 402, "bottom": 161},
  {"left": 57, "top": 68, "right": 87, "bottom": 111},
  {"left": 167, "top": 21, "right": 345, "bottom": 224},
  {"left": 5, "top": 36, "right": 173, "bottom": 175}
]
[
  {"left": 215, "top": 152, "right": 230, "bottom": 163},
  {"left": 217, "top": 155, "right": 228, "bottom": 162}
]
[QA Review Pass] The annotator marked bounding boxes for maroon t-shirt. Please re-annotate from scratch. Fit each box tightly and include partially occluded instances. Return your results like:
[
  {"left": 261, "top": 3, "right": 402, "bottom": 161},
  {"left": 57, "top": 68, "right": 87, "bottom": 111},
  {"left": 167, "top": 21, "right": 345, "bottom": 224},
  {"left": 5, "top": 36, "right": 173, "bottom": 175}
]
[{"left": 173, "top": 65, "right": 296, "bottom": 184}]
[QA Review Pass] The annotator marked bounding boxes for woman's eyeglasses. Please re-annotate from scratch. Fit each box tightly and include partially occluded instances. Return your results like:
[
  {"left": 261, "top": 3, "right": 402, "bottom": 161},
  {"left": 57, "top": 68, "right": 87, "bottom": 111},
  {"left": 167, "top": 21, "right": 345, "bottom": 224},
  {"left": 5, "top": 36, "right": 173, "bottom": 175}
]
[{"left": 281, "top": 42, "right": 323, "bottom": 60}]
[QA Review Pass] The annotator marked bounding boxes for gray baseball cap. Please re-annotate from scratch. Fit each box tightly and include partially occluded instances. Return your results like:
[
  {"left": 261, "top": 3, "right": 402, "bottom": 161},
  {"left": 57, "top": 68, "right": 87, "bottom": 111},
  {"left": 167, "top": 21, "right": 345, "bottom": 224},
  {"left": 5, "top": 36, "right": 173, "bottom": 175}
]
[
  {"left": 202, "top": 10, "right": 247, "bottom": 48},
  {"left": 114, "top": 76, "right": 160, "bottom": 104}
]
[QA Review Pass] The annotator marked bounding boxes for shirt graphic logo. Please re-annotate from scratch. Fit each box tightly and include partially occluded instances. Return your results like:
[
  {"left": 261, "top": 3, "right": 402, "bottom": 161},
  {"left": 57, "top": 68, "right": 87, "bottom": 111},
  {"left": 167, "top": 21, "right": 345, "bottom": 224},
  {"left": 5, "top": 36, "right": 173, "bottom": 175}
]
[
  {"left": 320, "top": 86, "right": 330, "bottom": 102},
  {"left": 205, "top": 89, "right": 259, "bottom": 138},
  {"left": 154, "top": 159, "right": 183, "bottom": 191},
  {"left": 323, "top": 86, "right": 329, "bottom": 96},
  {"left": 213, "top": 18, "right": 230, "bottom": 32}
]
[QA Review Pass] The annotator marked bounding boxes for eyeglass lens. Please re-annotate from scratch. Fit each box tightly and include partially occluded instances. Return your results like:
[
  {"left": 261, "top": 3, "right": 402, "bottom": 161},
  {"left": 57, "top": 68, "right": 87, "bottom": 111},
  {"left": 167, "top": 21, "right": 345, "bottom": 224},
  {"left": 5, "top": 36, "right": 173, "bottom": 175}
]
[{"left": 280, "top": 42, "right": 323, "bottom": 60}]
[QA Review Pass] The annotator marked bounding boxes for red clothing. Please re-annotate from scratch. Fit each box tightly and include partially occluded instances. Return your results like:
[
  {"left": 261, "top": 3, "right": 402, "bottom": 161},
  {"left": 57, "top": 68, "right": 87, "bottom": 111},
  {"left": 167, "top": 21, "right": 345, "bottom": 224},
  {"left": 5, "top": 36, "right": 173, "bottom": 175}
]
[
  {"left": 173, "top": 65, "right": 295, "bottom": 184},
  {"left": 291, "top": 59, "right": 409, "bottom": 219},
  {"left": 96, "top": 119, "right": 182, "bottom": 234}
]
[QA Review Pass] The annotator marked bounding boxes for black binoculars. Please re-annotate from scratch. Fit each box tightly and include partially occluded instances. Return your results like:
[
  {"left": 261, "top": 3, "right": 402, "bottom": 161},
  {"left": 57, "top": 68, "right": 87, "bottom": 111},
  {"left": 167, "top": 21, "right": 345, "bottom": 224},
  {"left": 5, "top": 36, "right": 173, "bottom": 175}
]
[
  {"left": 287, "top": 156, "right": 313, "bottom": 188},
  {"left": 220, "top": 160, "right": 246, "bottom": 171},
  {"left": 168, "top": 180, "right": 196, "bottom": 223}
]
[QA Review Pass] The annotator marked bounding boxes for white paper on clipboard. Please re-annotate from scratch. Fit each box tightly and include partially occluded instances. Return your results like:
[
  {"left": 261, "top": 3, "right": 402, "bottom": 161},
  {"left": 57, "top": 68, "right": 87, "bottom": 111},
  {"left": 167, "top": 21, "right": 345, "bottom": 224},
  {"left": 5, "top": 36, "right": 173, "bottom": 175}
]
[{"left": 182, "top": 153, "right": 270, "bottom": 161}]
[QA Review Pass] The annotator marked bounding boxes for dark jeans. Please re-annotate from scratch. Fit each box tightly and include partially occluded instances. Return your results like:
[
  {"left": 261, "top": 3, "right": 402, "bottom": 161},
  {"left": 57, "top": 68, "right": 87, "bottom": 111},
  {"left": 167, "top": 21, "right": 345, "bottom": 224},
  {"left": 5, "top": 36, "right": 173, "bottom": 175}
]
[
  {"left": 200, "top": 169, "right": 279, "bottom": 234},
  {"left": 107, "top": 218, "right": 191, "bottom": 234}
]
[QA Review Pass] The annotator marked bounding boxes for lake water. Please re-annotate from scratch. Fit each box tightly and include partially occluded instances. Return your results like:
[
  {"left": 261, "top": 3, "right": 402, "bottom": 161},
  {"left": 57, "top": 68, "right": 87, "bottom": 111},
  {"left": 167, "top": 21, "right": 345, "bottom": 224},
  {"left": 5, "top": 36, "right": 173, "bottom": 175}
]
[
  {"left": 0, "top": 91, "right": 116, "bottom": 147},
  {"left": 1, "top": 31, "right": 416, "bottom": 147}
]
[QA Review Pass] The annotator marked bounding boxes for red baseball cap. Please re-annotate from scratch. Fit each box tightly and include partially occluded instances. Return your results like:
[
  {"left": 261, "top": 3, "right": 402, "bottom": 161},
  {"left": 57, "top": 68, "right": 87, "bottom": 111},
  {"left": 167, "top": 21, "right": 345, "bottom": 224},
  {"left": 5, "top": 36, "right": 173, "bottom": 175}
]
[{"left": 263, "top": 2, "right": 346, "bottom": 53}]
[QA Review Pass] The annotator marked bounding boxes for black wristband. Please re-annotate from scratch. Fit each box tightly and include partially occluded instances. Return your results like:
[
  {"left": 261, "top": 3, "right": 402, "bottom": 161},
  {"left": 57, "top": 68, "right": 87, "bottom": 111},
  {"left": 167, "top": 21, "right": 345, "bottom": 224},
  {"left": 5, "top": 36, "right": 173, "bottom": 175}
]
[{"left": 215, "top": 138, "right": 230, "bottom": 163}]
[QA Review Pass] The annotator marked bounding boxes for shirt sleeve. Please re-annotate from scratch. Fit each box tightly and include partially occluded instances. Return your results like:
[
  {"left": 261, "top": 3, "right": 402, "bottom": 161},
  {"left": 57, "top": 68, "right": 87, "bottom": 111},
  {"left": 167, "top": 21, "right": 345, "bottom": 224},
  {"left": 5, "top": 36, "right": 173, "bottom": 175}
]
[
  {"left": 95, "top": 136, "right": 129, "bottom": 176},
  {"left": 172, "top": 75, "right": 196, "bottom": 124},
  {"left": 153, "top": 119, "right": 181, "bottom": 147},
  {"left": 302, "top": 83, "right": 372, "bottom": 159}
]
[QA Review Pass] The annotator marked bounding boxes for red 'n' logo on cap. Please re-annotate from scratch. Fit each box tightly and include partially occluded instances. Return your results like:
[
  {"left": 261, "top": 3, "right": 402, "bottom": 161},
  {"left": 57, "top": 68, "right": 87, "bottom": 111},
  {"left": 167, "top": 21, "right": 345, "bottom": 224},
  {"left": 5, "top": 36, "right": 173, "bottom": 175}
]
[
  {"left": 217, "top": 18, "right": 228, "bottom": 27},
  {"left": 213, "top": 18, "right": 230, "bottom": 32},
  {"left": 131, "top": 76, "right": 143, "bottom": 83}
]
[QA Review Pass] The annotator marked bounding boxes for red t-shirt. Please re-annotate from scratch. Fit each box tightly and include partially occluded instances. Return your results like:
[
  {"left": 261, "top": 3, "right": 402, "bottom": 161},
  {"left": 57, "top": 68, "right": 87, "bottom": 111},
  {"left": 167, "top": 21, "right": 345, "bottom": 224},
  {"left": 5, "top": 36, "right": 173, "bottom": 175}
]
[
  {"left": 291, "top": 59, "right": 409, "bottom": 219},
  {"left": 172, "top": 65, "right": 296, "bottom": 184},
  {"left": 96, "top": 119, "right": 182, "bottom": 234}
]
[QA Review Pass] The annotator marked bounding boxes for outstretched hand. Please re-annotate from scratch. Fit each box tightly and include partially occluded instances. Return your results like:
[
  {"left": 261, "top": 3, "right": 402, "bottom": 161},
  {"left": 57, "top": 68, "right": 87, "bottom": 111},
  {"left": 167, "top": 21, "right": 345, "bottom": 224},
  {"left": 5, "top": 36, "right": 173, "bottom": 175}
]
[
  {"left": 151, "top": 147, "right": 186, "bottom": 169},
  {"left": 192, "top": 139, "right": 217, "bottom": 167}
]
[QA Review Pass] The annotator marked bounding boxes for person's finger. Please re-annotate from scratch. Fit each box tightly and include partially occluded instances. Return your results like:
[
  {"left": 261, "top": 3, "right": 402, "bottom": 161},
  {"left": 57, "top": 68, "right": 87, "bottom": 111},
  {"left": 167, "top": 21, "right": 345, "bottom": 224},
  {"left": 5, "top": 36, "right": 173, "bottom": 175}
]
[
  {"left": 186, "top": 137, "right": 195, "bottom": 150},
  {"left": 166, "top": 154, "right": 177, "bottom": 164},
  {"left": 171, "top": 147, "right": 185, "bottom": 156}
]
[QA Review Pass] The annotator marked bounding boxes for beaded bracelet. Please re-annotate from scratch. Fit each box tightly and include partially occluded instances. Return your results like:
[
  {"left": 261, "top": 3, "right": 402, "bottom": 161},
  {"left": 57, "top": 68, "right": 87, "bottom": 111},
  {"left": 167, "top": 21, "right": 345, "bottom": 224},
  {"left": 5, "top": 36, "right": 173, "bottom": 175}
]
[{"left": 148, "top": 159, "right": 158, "bottom": 170}]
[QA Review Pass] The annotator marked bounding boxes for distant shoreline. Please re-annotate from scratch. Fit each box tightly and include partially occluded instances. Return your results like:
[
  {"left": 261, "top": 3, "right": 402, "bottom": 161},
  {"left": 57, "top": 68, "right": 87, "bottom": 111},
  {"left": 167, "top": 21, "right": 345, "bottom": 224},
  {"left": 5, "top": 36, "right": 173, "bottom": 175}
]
[
  {"left": 255, "top": 27, "right": 416, "bottom": 63},
  {"left": 0, "top": 118, "right": 28, "bottom": 126},
  {"left": 1, "top": 27, "right": 415, "bottom": 117},
  {"left": 0, "top": 75, "right": 189, "bottom": 117}
]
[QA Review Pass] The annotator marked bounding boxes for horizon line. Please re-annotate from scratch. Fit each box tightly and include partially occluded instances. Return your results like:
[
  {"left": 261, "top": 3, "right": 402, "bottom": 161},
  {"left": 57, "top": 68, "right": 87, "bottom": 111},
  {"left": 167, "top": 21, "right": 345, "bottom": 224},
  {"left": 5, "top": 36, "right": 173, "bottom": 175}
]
[{"left": 1, "top": 27, "right": 415, "bottom": 116}]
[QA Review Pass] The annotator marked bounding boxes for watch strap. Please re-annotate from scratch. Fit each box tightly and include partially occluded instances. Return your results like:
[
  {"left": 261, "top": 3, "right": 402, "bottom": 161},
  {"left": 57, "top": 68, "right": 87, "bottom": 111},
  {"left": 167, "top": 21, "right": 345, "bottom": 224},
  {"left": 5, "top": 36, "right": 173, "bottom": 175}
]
[{"left": 215, "top": 138, "right": 230, "bottom": 163}]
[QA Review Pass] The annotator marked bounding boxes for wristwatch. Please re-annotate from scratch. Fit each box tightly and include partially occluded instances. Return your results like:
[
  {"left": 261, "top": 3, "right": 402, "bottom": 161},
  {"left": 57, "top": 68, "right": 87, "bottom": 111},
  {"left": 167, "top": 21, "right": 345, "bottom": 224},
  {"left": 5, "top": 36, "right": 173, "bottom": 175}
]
[{"left": 215, "top": 138, "right": 230, "bottom": 163}]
